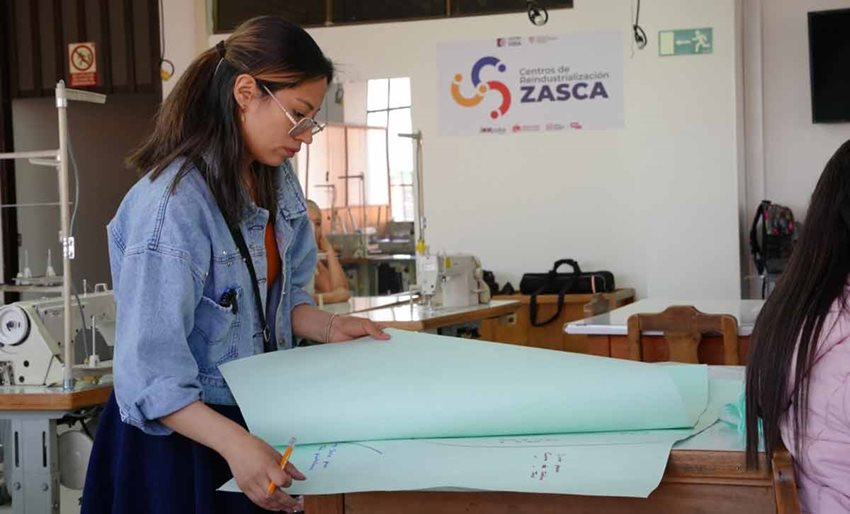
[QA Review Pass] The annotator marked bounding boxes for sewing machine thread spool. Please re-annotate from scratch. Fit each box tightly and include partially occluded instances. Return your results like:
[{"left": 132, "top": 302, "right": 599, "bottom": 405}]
[
  {"left": 46, "top": 248, "right": 56, "bottom": 277},
  {"left": 23, "top": 249, "right": 32, "bottom": 279}
]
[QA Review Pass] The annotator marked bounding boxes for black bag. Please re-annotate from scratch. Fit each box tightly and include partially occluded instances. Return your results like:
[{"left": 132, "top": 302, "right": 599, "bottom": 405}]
[
  {"left": 519, "top": 259, "right": 615, "bottom": 327},
  {"left": 750, "top": 200, "right": 796, "bottom": 276},
  {"left": 482, "top": 270, "right": 500, "bottom": 297}
]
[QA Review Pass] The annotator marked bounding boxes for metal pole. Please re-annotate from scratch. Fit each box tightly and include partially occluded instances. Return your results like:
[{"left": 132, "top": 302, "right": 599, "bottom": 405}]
[
  {"left": 0, "top": 150, "right": 59, "bottom": 160},
  {"left": 56, "top": 81, "right": 74, "bottom": 391},
  {"left": 415, "top": 135, "right": 424, "bottom": 244},
  {"left": 0, "top": 202, "right": 67, "bottom": 208},
  {"left": 398, "top": 132, "right": 424, "bottom": 251}
]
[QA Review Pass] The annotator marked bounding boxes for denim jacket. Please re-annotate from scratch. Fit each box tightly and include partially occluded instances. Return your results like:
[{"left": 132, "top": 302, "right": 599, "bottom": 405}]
[{"left": 108, "top": 158, "right": 316, "bottom": 435}]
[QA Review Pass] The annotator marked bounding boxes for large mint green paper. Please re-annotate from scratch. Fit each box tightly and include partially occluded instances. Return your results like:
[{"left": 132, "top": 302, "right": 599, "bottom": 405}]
[
  {"left": 220, "top": 329, "right": 708, "bottom": 446},
  {"left": 222, "top": 436, "right": 679, "bottom": 497},
  {"left": 219, "top": 377, "right": 739, "bottom": 498}
]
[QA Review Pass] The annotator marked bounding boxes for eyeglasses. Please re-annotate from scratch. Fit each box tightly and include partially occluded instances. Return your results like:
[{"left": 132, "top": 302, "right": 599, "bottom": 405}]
[{"left": 261, "top": 84, "right": 325, "bottom": 137}]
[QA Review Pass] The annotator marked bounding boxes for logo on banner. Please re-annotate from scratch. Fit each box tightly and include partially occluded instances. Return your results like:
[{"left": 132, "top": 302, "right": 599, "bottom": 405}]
[
  {"left": 496, "top": 37, "right": 522, "bottom": 47},
  {"left": 450, "top": 56, "right": 512, "bottom": 119}
]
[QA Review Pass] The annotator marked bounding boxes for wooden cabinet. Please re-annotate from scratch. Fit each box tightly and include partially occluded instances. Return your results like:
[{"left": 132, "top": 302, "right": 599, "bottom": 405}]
[
  {"left": 479, "top": 289, "right": 635, "bottom": 353},
  {"left": 305, "top": 447, "right": 776, "bottom": 514}
]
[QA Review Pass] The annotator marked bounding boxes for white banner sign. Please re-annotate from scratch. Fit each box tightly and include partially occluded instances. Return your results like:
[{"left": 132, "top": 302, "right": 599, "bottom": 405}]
[{"left": 438, "top": 33, "right": 624, "bottom": 135}]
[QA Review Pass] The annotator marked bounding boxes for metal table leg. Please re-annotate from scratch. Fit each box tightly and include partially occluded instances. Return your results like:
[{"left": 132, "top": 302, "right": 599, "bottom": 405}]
[{"left": 5, "top": 412, "right": 61, "bottom": 514}]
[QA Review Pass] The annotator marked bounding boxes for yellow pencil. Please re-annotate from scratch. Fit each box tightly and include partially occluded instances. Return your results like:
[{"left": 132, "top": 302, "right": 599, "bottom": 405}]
[{"left": 267, "top": 437, "right": 297, "bottom": 495}]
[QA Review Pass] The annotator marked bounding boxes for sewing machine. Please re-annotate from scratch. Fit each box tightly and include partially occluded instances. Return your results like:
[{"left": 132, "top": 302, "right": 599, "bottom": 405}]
[
  {"left": 375, "top": 221, "right": 415, "bottom": 255},
  {"left": 416, "top": 254, "right": 491, "bottom": 308},
  {"left": 0, "top": 291, "right": 115, "bottom": 387},
  {"left": 328, "top": 233, "right": 369, "bottom": 259}
]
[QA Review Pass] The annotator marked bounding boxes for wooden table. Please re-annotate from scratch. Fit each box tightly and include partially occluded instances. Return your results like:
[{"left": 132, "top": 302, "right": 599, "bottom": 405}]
[
  {"left": 0, "top": 384, "right": 112, "bottom": 411},
  {"left": 304, "top": 448, "right": 773, "bottom": 514},
  {"left": 0, "top": 384, "right": 113, "bottom": 514},
  {"left": 565, "top": 299, "right": 764, "bottom": 364},
  {"left": 351, "top": 300, "right": 520, "bottom": 333},
  {"left": 480, "top": 289, "right": 635, "bottom": 353}
]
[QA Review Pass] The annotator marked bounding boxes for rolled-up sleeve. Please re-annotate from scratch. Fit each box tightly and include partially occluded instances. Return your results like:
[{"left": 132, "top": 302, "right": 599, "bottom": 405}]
[{"left": 113, "top": 248, "right": 203, "bottom": 436}]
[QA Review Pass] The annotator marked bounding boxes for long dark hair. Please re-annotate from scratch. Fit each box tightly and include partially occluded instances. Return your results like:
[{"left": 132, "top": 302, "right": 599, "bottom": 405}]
[
  {"left": 128, "top": 16, "right": 333, "bottom": 222},
  {"left": 746, "top": 139, "right": 850, "bottom": 468}
]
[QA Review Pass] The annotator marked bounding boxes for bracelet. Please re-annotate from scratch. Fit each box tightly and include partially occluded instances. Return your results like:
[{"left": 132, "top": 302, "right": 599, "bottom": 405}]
[{"left": 325, "top": 313, "right": 338, "bottom": 343}]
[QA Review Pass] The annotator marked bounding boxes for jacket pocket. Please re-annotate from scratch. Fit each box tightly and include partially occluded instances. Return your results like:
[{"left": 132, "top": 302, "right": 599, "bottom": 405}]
[{"left": 190, "top": 289, "right": 241, "bottom": 379}]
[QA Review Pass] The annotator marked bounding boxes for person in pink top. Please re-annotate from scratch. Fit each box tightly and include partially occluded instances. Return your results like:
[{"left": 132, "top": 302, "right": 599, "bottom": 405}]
[{"left": 746, "top": 139, "right": 850, "bottom": 514}]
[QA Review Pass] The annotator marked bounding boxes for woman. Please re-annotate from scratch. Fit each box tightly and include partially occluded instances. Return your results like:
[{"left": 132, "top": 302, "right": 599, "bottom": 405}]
[
  {"left": 82, "top": 16, "right": 388, "bottom": 513},
  {"left": 306, "top": 200, "right": 351, "bottom": 305},
  {"left": 746, "top": 140, "right": 850, "bottom": 514}
]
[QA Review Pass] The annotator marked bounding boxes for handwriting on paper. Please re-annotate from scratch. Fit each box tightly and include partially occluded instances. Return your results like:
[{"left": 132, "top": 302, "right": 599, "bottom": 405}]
[
  {"left": 308, "top": 443, "right": 339, "bottom": 471},
  {"left": 530, "top": 451, "right": 566, "bottom": 481}
]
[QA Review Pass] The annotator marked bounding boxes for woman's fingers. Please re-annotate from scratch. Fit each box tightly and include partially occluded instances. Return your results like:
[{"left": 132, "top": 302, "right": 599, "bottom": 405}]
[
  {"left": 363, "top": 319, "right": 390, "bottom": 340},
  {"left": 285, "top": 462, "right": 306, "bottom": 481}
]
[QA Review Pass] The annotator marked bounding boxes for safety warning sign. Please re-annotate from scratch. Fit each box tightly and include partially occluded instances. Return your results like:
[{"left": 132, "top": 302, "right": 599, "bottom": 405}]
[{"left": 68, "top": 42, "right": 98, "bottom": 87}]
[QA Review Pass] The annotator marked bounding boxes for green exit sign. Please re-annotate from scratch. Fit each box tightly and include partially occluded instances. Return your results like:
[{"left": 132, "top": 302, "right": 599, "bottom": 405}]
[{"left": 659, "top": 28, "right": 713, "bottom": 56}]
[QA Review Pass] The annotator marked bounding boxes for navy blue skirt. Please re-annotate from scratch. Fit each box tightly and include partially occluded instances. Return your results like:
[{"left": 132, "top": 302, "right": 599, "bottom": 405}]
[{"left": 81, "top": 393, "right": 269, "bottom": 514}]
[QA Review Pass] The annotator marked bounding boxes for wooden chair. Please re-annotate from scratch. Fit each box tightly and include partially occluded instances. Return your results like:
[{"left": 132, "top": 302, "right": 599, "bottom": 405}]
[
  {"left": 582, "top": 293, "right": 610, "bottom": 317},
  {"left": 626, "top": 305, "right": 740, "bottom": 364},
  {"left": 772, "top": 443, "right": 801, "bottom": 514}
]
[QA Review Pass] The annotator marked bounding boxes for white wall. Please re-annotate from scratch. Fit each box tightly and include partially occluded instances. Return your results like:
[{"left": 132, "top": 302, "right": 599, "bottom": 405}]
[
  {"left": 758, "top": 0, "right": 850, "bottom": 216},
  {"left": 738, "top": 0, "right": 850, "bottom": 298},
  {"left": 312, "top": 0, "right": 743, "bottom": 299},
  {"left": 160, "top": 0, "right": 209, "bottom": 98},
  {"left": 143, "top": 0, "right": 850, "bottom": 301},
  {"left": 185, "top": 0, "right": 745, "bottom": 300}
]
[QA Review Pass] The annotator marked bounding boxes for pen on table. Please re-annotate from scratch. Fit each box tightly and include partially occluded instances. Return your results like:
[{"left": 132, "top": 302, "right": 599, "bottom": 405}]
[{"left": 267, "top": 437, "right": 297, "bottom": 495}]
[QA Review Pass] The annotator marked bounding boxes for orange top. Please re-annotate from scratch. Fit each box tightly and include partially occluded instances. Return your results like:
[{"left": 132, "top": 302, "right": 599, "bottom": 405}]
[
  {"left": 265, "top": 223, "right": 281, "bottom": 287},
  {"left": 246, "top": 178, "right": 281, "bottom": 287}
]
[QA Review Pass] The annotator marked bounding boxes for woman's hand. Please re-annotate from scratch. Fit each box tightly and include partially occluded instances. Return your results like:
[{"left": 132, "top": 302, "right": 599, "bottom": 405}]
[
  {"left": 319, "top": 233, "right": 334, "bottom": 256},
  {"left": 329, "top": 315, "right": 390, "bottom": 343},
  {"left": 160, "top": 403, "right": 305, "bottom": 512},
  {"left": 292, "top": 305, "right": 391, "bottom": 345},
  {"left": 222, "top": 432, "right": 306, "bottom": 512}
]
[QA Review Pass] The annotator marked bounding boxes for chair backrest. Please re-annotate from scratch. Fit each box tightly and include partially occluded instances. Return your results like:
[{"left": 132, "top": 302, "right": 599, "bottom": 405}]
[
  {"left": 626, "top": 305, "right": 740, "bottom": 365},
  {"left": 772, "top": 443, "right": 801, "bottom": 514}
]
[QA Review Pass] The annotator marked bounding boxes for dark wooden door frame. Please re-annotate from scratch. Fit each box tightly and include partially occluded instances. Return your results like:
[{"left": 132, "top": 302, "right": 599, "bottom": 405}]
[{"left": 0, "top": 2, "right": 20, "bottom": 304}]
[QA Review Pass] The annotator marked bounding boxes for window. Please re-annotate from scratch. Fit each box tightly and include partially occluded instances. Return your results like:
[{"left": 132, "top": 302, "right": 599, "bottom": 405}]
[
  {"left": 451, "top": 0, "right": 572, "bottom": 16},
  {"left": 213, "top": 0, "right": 573, "bottom": 32},
  {"left": 367, "top": 78, "right": 414, "bottom": 222},
  {"left": 294, "top": 78, "right": 414, "bottom": 230},
  {"left": 333, "top": 0, "right": 445, "bottom": 23},
  {"left": 215, "top": 0, "right": 327, "bottom": 31},
  {"left": 296, "top": 123, "right": 390, "bottom": 233}
]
